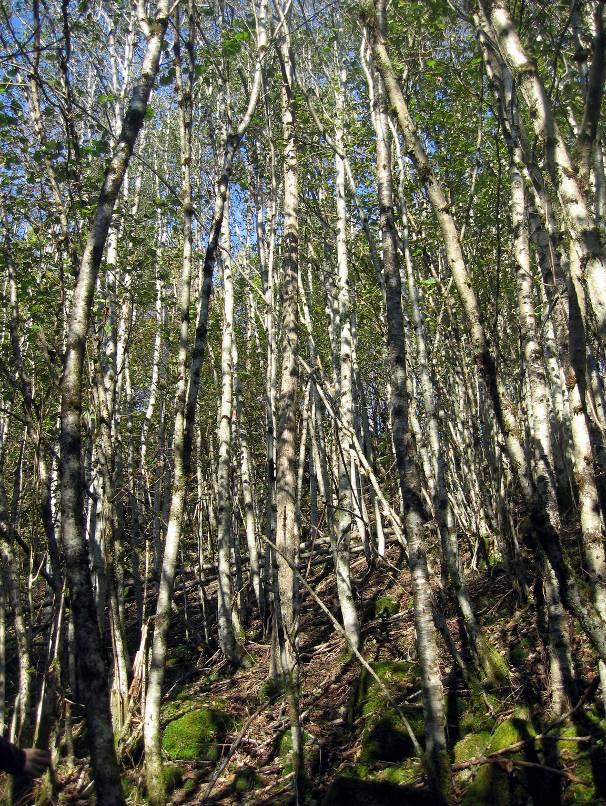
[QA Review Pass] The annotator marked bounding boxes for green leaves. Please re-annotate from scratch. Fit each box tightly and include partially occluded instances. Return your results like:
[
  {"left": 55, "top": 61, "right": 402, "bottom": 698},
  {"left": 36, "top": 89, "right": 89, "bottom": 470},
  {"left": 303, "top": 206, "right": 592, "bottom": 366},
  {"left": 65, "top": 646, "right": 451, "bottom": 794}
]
[{"left": 222, "top": 29, "right": 250, "bottom": 57}]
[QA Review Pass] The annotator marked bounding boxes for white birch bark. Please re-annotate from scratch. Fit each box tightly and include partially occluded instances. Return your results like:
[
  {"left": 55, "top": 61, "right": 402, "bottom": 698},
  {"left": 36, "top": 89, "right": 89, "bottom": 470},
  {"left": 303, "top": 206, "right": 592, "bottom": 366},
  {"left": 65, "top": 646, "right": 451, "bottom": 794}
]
[
  {"left": 479, "top": 0, "right": 606, "bottom": 339},
  {"left": 216, "top": 206, "right": 242, "bottom": 665},
  {"left": 332, "top": 61, "right": 361, "bottom": 651}
]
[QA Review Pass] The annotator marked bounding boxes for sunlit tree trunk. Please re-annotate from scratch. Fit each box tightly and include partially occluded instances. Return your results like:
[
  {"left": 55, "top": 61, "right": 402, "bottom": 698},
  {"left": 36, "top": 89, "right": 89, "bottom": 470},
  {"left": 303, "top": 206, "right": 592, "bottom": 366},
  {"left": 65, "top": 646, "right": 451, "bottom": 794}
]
[
  {"left": 59, "top": 2, "right": 168, "bottom": 800},
  {"left": 332, "top": 59, "right": 361, "bottom": 651},
  {"left": 363, "top": 15, "right": 450, "bottom": 797},
  {"left": 272, "top": 17, "right": 303, "bottom": 794},
  {"left": 144, "top": 8, "right": 195, "bottom": 799},
  {"left": 216, "top": 202, "right": 243, "bottom": 665}
]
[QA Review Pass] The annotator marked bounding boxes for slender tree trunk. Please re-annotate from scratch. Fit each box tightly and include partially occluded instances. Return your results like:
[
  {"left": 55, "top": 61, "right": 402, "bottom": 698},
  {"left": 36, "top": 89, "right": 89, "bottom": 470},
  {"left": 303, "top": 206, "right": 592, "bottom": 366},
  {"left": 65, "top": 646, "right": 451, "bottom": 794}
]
[
  {"left": 510, "top": 153, "right": 576, "bottom": 713},
  {"left": 273, "top": 22, "right": 303, "bottom": 795},
  {"left": 59, "top": 5, "right": 168, "bottom": 801},
  {"left": 234, "top": 339, "right": 261, "bottom": 610},
  {"left": 144, "top": 8, "right": 195, "bottom": 798},
  {"left": 216, "top": 204, "right": 242, "bottom": 665},
  {"left": 332, "top": 60, "right": 361, "bottom": 651},
  {"left": 363, "top": 18, "right": 450, "bottom": 798}
]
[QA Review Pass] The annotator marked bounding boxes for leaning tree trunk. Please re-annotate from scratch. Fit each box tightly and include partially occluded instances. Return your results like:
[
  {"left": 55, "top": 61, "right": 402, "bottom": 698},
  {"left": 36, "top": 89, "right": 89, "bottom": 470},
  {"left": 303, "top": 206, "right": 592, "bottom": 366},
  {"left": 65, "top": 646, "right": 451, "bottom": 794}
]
[
  {"left": 362, "top": 0, "right": 606, "bottom": 665},
  {"left": 59, "top": 3, "right": 168, "bottom": 802},
  {"left": 477, "top": 0, "right": 606, "bottom": 339}
]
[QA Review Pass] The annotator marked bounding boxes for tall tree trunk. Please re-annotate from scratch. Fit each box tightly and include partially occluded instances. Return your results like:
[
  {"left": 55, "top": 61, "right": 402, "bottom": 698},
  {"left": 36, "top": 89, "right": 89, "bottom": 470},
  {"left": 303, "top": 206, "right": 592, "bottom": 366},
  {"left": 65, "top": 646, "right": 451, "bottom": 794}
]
[
  {"left": 216, "top": 203, "right": 242, "bottom": 665},
  {"left": 510, "top": 152, "right": 576, "bottom": 713},
  {"left": 273, "top": 21, "right": 303, "bottom": 795},
  {"left": 59, "top": 3, "right": 168, "bottom": 801},
  {"left": 144, "top": 7, "right": 195, "bottom": 799},
  {"left": 332, "top": 59, "right": 361, "bottom": 651},
  {"left": 363, "top": 16, "right": 450, "bottom": 798}
]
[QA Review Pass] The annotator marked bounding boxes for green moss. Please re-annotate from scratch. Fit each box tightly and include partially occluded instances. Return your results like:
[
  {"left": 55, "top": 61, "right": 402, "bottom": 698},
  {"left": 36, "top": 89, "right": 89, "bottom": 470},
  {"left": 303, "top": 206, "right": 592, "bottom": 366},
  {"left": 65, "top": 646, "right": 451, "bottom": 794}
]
[
  {"left": 455, "top": 732, "right": 491, "bottom": 763},
  {"left": 163, "top": 765, "right": 183, "bottom": 793},
  {"left": 374, "top": 596, "right": 399, "bottom": 618},
  {"left": 558, "top": 724, "right": 598, "bottom": 804},
  {"left": 375, "top": 758, "right": 423, "bottom": 786},
  {"left": 454, "top": 732, "right": 491, "bottom": 785},
  {"left": 341, "top": 763, "right": 371, "bottom": 780},
  {"left": 486, "top": 712, "right": 535, "bottom": 753},
  {"left": 162, "top": 707, "right": 231, "bottom": 761},
  {"left": 459, "top": 686, "right": 500, "bottom": 734},
  {"left": 162, "top": 697, "right": 198, "bottom": 720},
  {"left": 355, "top": 660, "right": 417, "bottom": 718},
  {"left": 352, "top": 661, "right": 423, "bottom": 767},
  {"left": 477, "top": 636, "right": 510, "bottom": 689},
  {"left": 462, "top": 715, "right": 537, "bottom": 806}
]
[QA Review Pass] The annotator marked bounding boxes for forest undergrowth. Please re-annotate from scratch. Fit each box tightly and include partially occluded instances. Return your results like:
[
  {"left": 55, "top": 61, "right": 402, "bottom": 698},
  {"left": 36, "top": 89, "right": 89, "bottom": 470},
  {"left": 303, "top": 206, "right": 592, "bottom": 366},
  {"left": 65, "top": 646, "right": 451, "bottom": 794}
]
[{"left": 9, "top": 536, "right": 604, "bottom": 806}]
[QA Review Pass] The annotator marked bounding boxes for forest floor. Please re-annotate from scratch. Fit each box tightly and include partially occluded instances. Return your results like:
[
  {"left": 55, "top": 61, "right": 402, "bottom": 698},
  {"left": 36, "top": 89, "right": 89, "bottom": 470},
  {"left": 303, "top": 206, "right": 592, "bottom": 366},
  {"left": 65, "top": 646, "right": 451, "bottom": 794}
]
[{"left": 25, "top": 540, "right": 606, "bottom": 804}]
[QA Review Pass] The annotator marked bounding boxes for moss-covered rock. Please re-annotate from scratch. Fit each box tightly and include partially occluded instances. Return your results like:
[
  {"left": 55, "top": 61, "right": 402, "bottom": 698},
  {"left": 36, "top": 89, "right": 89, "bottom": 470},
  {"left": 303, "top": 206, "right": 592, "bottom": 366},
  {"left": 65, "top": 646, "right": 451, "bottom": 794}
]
[
  {"left": 352, "top": 661, "right": 423, "bottom": 768},
  {"left": 374, "top": 758, "right": 423, "bottom": 786},
  {"left": 459, "top": 685, "right": 500, "bottom": 735},
  {"left": 454, "top": 731, "right": 491, "bottom": 785},
  {"left": 162, "top": 697, "right": 198, "bottom": 721},
  {"left": 162, "top": 707, "right": 231, "bottom": 761},
  {"left": 355, "top": 660, "right": 418, "bottom": 718},
  {"left": 462, "top": 712, "right": 538, "bottom": 806},
  {"left": 556, "top": 719, "right": 605, "bottom": 804},
  {"left": 455, "top": 732, "right": 491, "bottom": 763}
]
